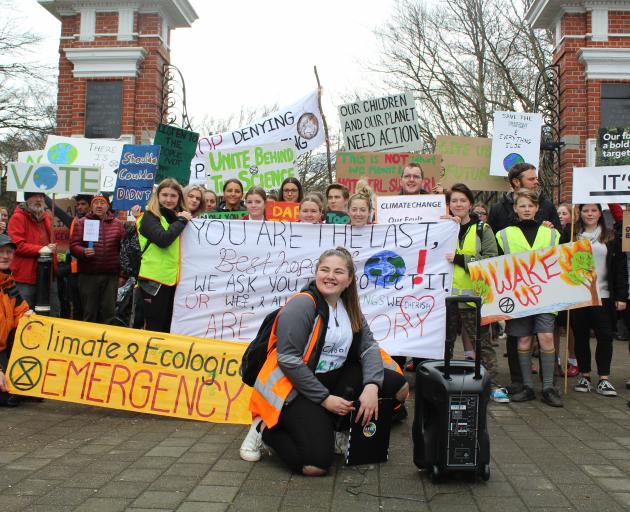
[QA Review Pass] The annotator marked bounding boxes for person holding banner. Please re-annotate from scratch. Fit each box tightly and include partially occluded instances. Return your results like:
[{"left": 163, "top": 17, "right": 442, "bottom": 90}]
[
  {"left": 299, "top": 194, "right": 324, "bottom": 224},
  {"left": 137, "top": 179, "right": 191, "bottom": 333},
  {"left": 400, "top": 162, "right": 429, "bottom": 195},
  {"left": 496, "top": 189, "right": 563, "bottom": 407},
  {"left": 218, "top": 179, "right": 245, "bottom": 212},
  {"left": 571, "top": 204, "right": 627, "bottom": 397},
  {"left": 347, "top": 181, "right": 374, "bottom": 227},
  {"left": 444, "top": 184, "right": 508, "bottom": 403},
  {"left": 240, "top": 247, "right": 409, "bottom": 475},
  {"left": 279, "top": 177, "right": 304, "bottom": 203},
  {"left": 203, "top": 189, "right": 218, "bottom": 212},
  {"left": 183, "top": 184, "right": 205, "bottom": 218},
  {"left": 243, "top": 187, "right": 267, "bottom": 221}
]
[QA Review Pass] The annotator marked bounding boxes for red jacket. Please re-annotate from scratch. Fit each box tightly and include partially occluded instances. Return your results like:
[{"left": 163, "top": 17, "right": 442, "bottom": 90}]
[
  {"left": 70, "top": 211, "right": 125, "bottom": 275},
  {"left": 8, "top": 206, "right": 58, "bottom": 285},
  {"left": 0, "top": 270, "right": 29, "bottom": 351}
]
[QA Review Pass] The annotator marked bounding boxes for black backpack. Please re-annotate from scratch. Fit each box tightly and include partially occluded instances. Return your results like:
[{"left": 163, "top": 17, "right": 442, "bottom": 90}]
[{"left": 241, "top": 291, "right": 315, "bottom": 387}]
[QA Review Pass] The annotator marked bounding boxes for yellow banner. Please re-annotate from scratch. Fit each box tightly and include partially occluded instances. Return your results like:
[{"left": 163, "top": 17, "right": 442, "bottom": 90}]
[{"left": 7, "top": 316, "right": 252, "bottom": 424}]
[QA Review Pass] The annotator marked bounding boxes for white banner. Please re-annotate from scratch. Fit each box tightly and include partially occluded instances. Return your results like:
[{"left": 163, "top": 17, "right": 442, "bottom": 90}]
[
  {"left": 489, "top": 112, "right": 542, "bottom": 177},
  {"left": 6, "top": 162, "right": 101, "bottom": 194},
  {"left": 191, "top": 91, "right": 324, "bottom": 184},
  {"left": 338, "top": 92, "right": 422, "bottom": 153},
  {"left": 375, "top": 194, "right": 446, "bottom": 224},
  {"left": 171, "top": 220, "right": 459, "bottom": 359},
  {"left": 572, "top": 165, "right": 630, "bottom": 203},
  {"left": 44, "top": 135, "right": 125, "bottom": 192},
  {"left": 202, "top": 141, "right": 296, "bottom": 194}
]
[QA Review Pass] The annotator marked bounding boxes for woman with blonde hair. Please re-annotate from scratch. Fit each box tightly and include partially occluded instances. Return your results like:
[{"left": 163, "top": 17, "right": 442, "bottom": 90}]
[
  {"left": 347, "top": 180, "right": 373, "bottom": 227},
  {"left": 183, "top": 184, "right": 205, "bottom": 217},
  {"left": 299, "top": 194, "right": 324, "bottom": 224},
  {"left": 137, "top": 179, "right": 191, "bottom": 332}
]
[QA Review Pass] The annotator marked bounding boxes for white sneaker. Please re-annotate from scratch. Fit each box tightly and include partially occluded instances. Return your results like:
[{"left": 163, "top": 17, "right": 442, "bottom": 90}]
[
  {"left": 574, "top": 376, "right": 593, "bottom": 393},
  {"left": 239, "top": 417, "right": 263, "bottom": 461},
  {"left": 334, "top": 431, "right": 349, "bottom": 455},
  {"left": 596, "top": 379, "right": 617, "bottom": 397}
]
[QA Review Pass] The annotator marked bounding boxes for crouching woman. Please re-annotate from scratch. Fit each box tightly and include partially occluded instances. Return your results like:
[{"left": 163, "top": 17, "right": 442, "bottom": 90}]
[{"left": 239, "top": 247, "right": 409, "bottom": 475}]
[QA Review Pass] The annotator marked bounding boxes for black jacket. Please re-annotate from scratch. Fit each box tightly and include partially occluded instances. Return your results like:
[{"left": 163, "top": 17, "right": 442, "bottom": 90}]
[
  {"left": 488, "top": 192, "right": 561, "bottom": 234},
  {"left": 139, "top": 207, "right": 188, "bottom": 248},
  {"left": 604, "top": 224, "right": 628, "bottom": 303}
]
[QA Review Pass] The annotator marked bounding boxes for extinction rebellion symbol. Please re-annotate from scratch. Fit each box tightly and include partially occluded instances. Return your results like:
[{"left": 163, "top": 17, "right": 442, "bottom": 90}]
[
  {"left": 9, "top": 356, "right": 42, "bottom": 391},
  {"left": 498, "top": 297, "right": 515, "bottom": 314}
]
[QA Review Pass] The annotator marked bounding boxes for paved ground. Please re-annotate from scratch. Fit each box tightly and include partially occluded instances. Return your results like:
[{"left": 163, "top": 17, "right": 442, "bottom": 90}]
[{"left": 1, "top": 340, "right": 630, "bottom": 512}]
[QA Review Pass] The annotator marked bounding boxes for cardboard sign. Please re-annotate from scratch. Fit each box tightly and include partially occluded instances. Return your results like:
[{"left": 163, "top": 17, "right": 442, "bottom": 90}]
[
  {"left": 338, "top": 92, "right": 422, "bottom": 152},
  {"left": 44, "top": 135, "right": 125, "bottom": 192},
  {"left": 597, "top": 127, "right": 630, "bottom": 166},
  {"left": 468, "top": 240, "right": 600, "bottom": 325},
  {"left": 197, "top": 211, "right": 248, "bottom": 220},
  {"left": 111, "top": 144, "right": 160, "bottom": 211},
  {"left": 335, "top": 152, "right": 440, "bottom": 195},
  {"left": 489, "top": 112, "right": 543, "bottom": 177},
  {"left": 153, "top": 124, "right": 199, "bottom": 185},
  {"left": 623, "top": 211, "right": 630, "bottom": 252},
  {"left": 198, "top": 141, "right": 296, "bottom": 194},
  {"left": 326, "top": 211, "right": 350, "bottom": 224},
  {"left": 6, "top": 162, "right": 101, "bottom": 194},
  {"left": 192, "top": 90, "right": 324, "bottom": 183},
  {"left": 265, "top": 201, "right": 300, "bottom": 222},
  {"left": 436, "top": 135, "right": 510, "bottom": 192},
  {"left": 572, "top": 165, "right": 630, "bottom": 203},
  {"left": 7, "top": 316, "right": 251, "bottom": 424},
  {"left": 375, "top": 195, "right": 446, "bottom": 224},
  {"left": 83, "top": 219, "right": 100, "bottom": 242},
  {"left": 171, "top": 220, "right": 459, "bottom": 359}
]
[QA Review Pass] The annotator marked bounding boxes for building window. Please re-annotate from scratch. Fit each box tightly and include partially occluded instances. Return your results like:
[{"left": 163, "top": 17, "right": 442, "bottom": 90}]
[{"left": 601, "top": 84, "right": 630, "bottom": 128}]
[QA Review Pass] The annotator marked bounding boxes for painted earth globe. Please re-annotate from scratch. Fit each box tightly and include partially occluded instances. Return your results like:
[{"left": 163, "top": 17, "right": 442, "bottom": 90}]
[
  {"left": 364, "top": 250, "right": 406, "bottom": 287},
  {"left": 47, "top": 143, "right": 78, "bottom": 165},
  {"left": 33, "top": 166, "right": 58, "bottom": 191}
]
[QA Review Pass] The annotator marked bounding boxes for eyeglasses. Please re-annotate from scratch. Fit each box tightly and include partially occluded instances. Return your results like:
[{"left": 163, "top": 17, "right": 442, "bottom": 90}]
[{"left": 283, "top": 187, "right": 299, "bottom": 193}]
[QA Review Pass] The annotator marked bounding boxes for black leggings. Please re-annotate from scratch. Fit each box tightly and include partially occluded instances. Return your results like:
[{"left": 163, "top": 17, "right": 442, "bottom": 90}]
[
  {"left": 141, "top": 285, "right": 176, "bottom": 333},
  {"left": 261, "top": 363, "right": 406, "bottom": 473},
  {"left": 571, "top": 299, "right": 614, "bottom": 376}
]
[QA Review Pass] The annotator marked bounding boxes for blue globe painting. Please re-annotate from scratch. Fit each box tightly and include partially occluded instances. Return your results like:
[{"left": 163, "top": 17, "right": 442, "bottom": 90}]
[
  {"left": 503, "top": 152, "right": 525, "bottom": 171},
  {"left": 33, "top": 166, "right": 58, "bottom": 191},
  {"left": 47, "top": 143, "right": 78, "bottom": 165},
  {"left": 364, "top": 250, "right": 406, "bottom": 287}
]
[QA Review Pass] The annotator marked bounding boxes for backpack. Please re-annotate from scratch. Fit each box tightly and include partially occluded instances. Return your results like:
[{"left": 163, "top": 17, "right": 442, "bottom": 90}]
[{"left": 241, "top": 291, "right": 315, "bottom": 387}]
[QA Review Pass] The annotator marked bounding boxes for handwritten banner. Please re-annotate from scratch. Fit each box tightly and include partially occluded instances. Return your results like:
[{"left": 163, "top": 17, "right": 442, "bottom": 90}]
[
  {"left": 7, "top": 316, "right": 251, "bottom": 424},
  {"left": 6, "top": 162, "right": 101, "bottom": 194},
  {"left": 489, "top": 112, "right": 542, "bottom": 177},
  {"left": 111, "top": 144, "right": 160, "bottom": 211},
  {"left": 572, "top": 165, "right": 630, "bottom": 203},
  {"left": 597, "top": 127, "right": 630, "bottom": 166},
  {"left": 335, "top": 152, "right": 440, "bottom": 195},
  {"left": 338, "top": 92, "right": 421, "bottom": 152},
  {"left": 192, "top": 90, "right": 324, "bottom": 183},
  {"left": 44, "top": 135, "right": 125, "bottom": 192},
  {"left": 468, "top": 241, "right": 599, "bottom": 325},
  {"left": 153, "top": 124, "right": 199, "bottom": 185},
  {"left": 171, "top": 220, "right": 459, "bottom": 359},
  {"left": 265, "top": 201, "right": 300, "bottom": 222},
  {"left": 375, "top": 195, "right": 446, "bottom": 224},
  {"left": 197, "top": 211, "right": 247, "bottom": 220},
  {"left": 436, "top": 136, "right": 509, "bottom": 192}
]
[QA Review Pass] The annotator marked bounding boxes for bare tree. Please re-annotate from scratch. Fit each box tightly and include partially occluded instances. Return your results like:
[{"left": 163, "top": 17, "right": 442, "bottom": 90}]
[{"left": 374, "top": 0, "right": 552, "bottom": 149}]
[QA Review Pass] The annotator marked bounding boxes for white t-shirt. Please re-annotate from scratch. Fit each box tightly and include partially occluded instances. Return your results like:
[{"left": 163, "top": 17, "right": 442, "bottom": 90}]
[{"left": 315, "top": 300, "right": 353, "bottom": 374}]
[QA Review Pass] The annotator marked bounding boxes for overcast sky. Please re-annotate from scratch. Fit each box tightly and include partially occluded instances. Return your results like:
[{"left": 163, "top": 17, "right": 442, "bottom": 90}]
[{"left": 11, "top": 0, "right": 399, "bottom": 134}]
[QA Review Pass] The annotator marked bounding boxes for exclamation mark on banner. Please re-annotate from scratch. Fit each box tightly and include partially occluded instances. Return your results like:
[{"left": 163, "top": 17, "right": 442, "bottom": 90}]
[{"left": 413, "top": 249, "right": 427, "bottom": 285}]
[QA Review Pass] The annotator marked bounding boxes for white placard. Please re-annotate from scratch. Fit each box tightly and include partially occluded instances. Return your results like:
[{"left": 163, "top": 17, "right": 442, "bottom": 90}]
[
  {"left": 338, "top": 92, "right": 422, "bottom": 153},
  {"left": 170, "top": 220, "right": 459, "bottom": 359},
  {"left": 572, "top": 165, "right": 630, "bottom": 203},
  {"left": 6, "top": 162, "right": 101, "bottom": 194},
  {"left": 489, "top": 111, "right": 543, "bottom": 176},
  {"left": 83, "top": 219, "right": 100, "bottom": 242},
  {"left": 191, "top": 91, "right": 324, "bottom": 184},
  {"left": 375, "top": 194, "right": 446, "bottom": 224},
  {"left": 44, "top": 135, "right": 125, "bottom": 192}
]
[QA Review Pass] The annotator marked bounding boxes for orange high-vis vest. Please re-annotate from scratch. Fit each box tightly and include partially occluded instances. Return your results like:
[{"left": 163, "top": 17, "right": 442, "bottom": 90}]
[{"left": 380, "top": 349, "right": 403, "bottom": 375}]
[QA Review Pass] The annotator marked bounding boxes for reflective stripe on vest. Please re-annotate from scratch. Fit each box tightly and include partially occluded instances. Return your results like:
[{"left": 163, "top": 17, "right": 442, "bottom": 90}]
[
  {"left": 451, "top": 223, "right": 482, "bottom": 296},
  {"left": 137, "top": 214, "right": 180, "bottom": 286},
  {"left": 499, "top": 225, "right": 557, "bottom": 254}
]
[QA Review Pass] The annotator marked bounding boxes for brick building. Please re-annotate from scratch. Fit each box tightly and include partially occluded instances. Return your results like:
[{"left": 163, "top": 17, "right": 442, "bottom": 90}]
[
  {"left": 38, "top": 0, "right": 197, "bottom": 144},
  {"left": 527, "top": 0, "right": 630, "bottom": 202}
]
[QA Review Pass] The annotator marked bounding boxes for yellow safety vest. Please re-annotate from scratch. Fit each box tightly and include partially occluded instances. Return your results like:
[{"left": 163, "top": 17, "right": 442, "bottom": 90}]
[
  {"left": 452, "top": 223, "right": 483, "bottom": 297},
  {"left": 496, "top": 225, "right": 558, "bottom": 254},
  {"left": 137, "top": 214, "right": 181, "bottom": 286}
]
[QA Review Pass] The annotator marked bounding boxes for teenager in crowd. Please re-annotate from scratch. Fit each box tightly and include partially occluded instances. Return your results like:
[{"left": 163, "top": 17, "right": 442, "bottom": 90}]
[
  {"left": 70, "top": 195, "right": 125, "bottom": 324},
  {"left": 299, "top": 194, "right": 324, "bottom": 224},
  {"left": 203, "top": 189, "right": 218, "bottom": 212},
  {"left": 279, "top": 177, "right": 304, "bottom": 203},
  {"left": 243, "top": 187, "right": 267, "bottom": 221},
  {"left": 218, "top": 179, "right": 245, "bottom": 212},
  {"left": 137, "top": 179, "right": 191, "bottom": 332},
  {"left": 496, "top": 189, "right": 562, "bottom": 407},
  {"left": 347, "top": 181, "right": 373, "bottom": 227},
  {"left": 400, "top": 162, "right": 429, "bottom": 195},
  {"left": 571, "top": 204, "right": 627, "bottom": 397},
  {"left": 0, "top": 233, "right": 32, "bottom": 407},
  {"left": 183, "top": 184, "right": 205, "bottom": 217},
  {"left": 119, "top": 207, "right": 143, "bottom": 328},
  {"left": 326, "top": 184, "right": 349, "bottom": 213},
  {"left": 444, "top": 184, "right": 507, "bottom": 403},
  {"left": 472, "top": 202, "right": 488, "bottom": 223},
  {"left": 240, "top": 247, "right": 409, "bottom": 475},
  {"left": 0, "top": 207, "right": 8, "bottom": 235}
]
